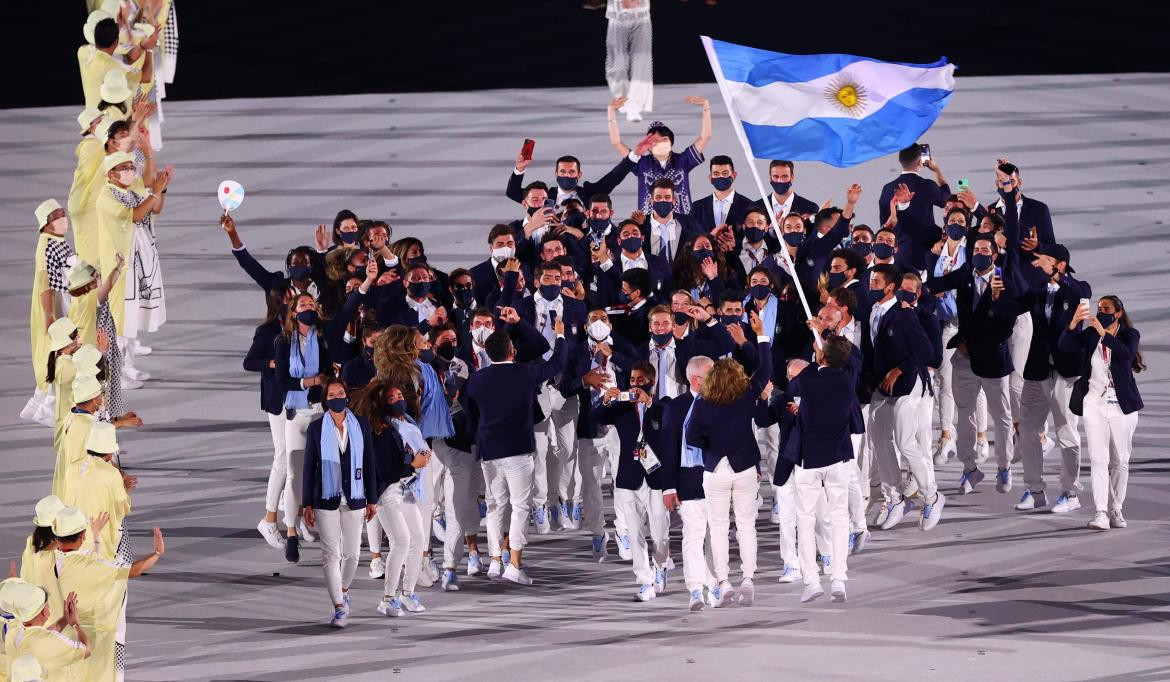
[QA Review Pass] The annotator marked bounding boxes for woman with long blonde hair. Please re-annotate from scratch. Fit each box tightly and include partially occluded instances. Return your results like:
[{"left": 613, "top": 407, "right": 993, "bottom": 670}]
[{"left": 684, "top": 312, "right": 771, "bottom": 608}]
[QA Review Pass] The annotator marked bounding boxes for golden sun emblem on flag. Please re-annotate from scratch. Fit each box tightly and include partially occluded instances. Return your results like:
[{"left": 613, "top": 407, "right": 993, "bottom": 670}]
[{"left": 824, "top": 74, "right": 868, "bottom": 117}]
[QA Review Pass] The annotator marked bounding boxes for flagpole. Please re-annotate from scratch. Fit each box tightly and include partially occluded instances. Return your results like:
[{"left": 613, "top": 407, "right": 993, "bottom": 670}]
[{"left": 700, "top": 35, "right": 815, "bottom": 324}]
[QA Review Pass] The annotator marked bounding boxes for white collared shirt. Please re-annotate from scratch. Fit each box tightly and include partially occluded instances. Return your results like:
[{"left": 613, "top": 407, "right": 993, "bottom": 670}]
[
  {"left": 972, "top": 268, "right": 994, "bottom": 305},
  {"left": 739, "top": 242, "right": 769, "bottom": 274},
  {"left": 840, "top": 316, "right": 861, "bottom": 347},
  {"left": 620, "top": 251, "right": 648, "bottom": 271},
  {"left": 650, "top": 216, "right": 679, "bottom": 260},
  {"left": 869, "top": 296, "right": 897, "bottom": 341},
  {"left": 769, "top": 192, "right": 795, "bottom": 220},
  {"left": 713, "top": 190, "right": 736, "bottom": 227},
  {"left": 648, "top": 337, "right": 685, "bottom": 399},
  {"left": 405, "top": 295, "right": 437, "bottom": 323}
]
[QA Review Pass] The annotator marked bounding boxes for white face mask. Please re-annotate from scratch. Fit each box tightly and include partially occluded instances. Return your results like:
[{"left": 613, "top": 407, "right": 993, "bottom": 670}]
[
  {"left": 587, "top": 320, "right": 611, "bottom": 342},
  {"left": 49, "top": 217, "right": 70, "bottom": 236},
  {"left": 471, "top": 326, "right": 493, "bottom": 346},
  {"left": 652, "top": 141, "right": 672, "bottom": 157},
  {"left": 116, "top": 136, "right": 132, "bottom": 153},
  {"left": 114, "top": 169, "right": 134, "bottom": 186},
  {"left": 491, "top": 246, "right": 514, "bottom": 261}
]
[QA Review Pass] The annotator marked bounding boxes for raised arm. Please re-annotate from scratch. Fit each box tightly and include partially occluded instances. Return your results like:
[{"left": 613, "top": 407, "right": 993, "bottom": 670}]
[
  {"left": 607, "top": 97, "right": 631, "bottom": 156},
  {"left": 97, "top": 253, "right": 125, "bottom": 302},
  {"left": 686, "top": 96, "right": 713, "bottom": 154}
]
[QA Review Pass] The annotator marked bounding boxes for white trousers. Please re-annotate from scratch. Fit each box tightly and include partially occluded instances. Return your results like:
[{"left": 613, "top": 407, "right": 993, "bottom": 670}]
[
  {"left": 376, "top": 485, "right": 425, "bottom": 597},
  {"left": 577, "top": 426, "right": 617, "bottom": 536},
  {"left": 754, "top": 423, "right": 780, "bottom": 500},
  {"left": 1009, "top": 312, "right": 1034, "bottom": 425},
  {"left": 117, "top": 335, "right": 137, "bottom": 373},
  {"left": 951, "top": 354, "right": 1013, "bottom": 469},
  {"left": 678, "top": 498, "right": 717, "bottom": 593},
  {"left": 264, "top": 412, "right": 287, "bottom": 515},
  {"left": 533, "top": 390, "right": 580, "bottom": 509},
  {"left": 774, "top": 478, "right": 831, "bottom": 569},
  {"left": 482, "top": 454, "right": 535, "bottom": 555},
  {"left": 614, "top": 483, "right": 668, "bottom": 584},
  {"left": 1020, "top": 375, "right": 1082, "bottom": 494},
  {"left": 420, "top": 451, "right": 446, "bottom": 553},
  {"left": 283, "top": 406, "right": 321, "bottom": 529},
  {"left": 1082, "top": 397, "right": 1138, "bottom": 514},
  {"left": 916, "top": 378, "right": 935, "bottom": 465},
  {"left": 847, "top": 435, "right": 867, "bottom": 532},
  {"left": 795, "top": 462, "right": 850, "bottom": 585},
  {"left": 316, "top": 502, "right": 364, "bottom": 606},
  {"left": 870, "top": 379, "right": 938, "bottom": 502},
  {"left": 703, "top": 459, "right": 759, "bottom": 582},
  {"left": 938, "top": 323, "right": 988, "bottom": 436},
  {"left": 604, "top": 17, "right": 653, "bottom": 114},
  {"left": 432, "top": 440, "right": 481, "bottom": 569}
]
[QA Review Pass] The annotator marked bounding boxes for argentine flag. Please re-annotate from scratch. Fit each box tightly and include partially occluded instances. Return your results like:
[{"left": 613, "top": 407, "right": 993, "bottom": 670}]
[{"left": 701, "top": 37, "right": 955, "bottom": 168}]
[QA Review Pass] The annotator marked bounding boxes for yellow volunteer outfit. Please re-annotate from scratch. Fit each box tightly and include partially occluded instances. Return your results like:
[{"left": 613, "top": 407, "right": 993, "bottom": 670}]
[
  {"left": 63, "top": 423, "right": 129, "bottom": 562},
  {"left": 18, "top": 497, "right": 67, "bottom": 628},
  {"left": 31, "top": 202, "right": 73, "bottom": 392},
  {"left": 68, "top": 110, "right": 106, "bottom": 266},
  {"left": 54, "top": 508, "right": 127, "bottom": 682},
  {"left": 56, "top": 345, "right": 102, "bottom": 451},
  {"left": 66, "top": 263, "right": 100, "bottom": 347},
  {"left": 95, "top": 152, "right": 139, "bottom": 334},
  {"left": 10, "top": 654, "right": 45, "bottom": 682},
  {"left": 54, "top": 376, "right": 102, "bottom": 499},
  {"left": 1, "top": 577, "right": 31, "bottom": 682},
  {"left": 7, "top": 580, "right": 88, "bottom": 682}
]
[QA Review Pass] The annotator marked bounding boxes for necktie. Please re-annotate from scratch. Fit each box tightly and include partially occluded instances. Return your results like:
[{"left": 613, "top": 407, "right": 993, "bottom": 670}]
[
  {"left": 654, "top": 346, "right": 668, "bottom": 398},
  {"left": 870, "top": 305, "right": 885, "bottom": 343},
  {"left": 1045, "top": 286, "right": 1057, "bottom": 321},
  {"left": 714, "top": 199, "right": 725, "bottom": 228},
  {"left": 659, "top": 225, "right": 672, "bottom": 263},
  {"left": 681, "top": 397, "right": 704, "bottom": 468}
]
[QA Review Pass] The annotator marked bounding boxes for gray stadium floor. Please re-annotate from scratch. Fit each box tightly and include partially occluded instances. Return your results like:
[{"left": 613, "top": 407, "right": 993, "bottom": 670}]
[{"left": 2, "top": 75, "right": 1169, "bottom": 681}]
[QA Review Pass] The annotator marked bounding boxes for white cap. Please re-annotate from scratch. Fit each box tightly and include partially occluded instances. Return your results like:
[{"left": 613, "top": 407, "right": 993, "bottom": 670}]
[
  {"left": 83, "top": 10, "right": 111, "bottom": 45},
  {"left": 85, "top": 421, "right": 118, "bottom": 455},
  {"left": 51, "top": 507, "right": 88, "bottom": 538},
  {"left": 77, "top": 107, "right": 103, "bottom": 134},
  {"left": 0, "top": 577, "right": 30, "bottom": 616},
  {"left": 6, "top": 582, "right": 47, "bottom": 623},
  {"left": 100, "top": 69, "right": 132, "bottom": 105},
  {"left": 32, "top": 495, "right": 65, "bottom": 528},
  {"left": 10, "top": 654, "right": 44, "bottom": 682},
  {"left": 35, "top": 198, "right": 62, "bottom": 229},
  {"left": 67, "top": 261, "right": 99, "bottom": 292},
  {"left": 72, "top": 374, "right": 103, "bottom": 403},
  {"left": 47, "top": 317, "right": 78, "bottom": 352},
  {"left": 103, "top": 150, "right": 135, "bottom": 174},
  {"left": 73, "top": 344, "right": 103, "bottom": 375}
]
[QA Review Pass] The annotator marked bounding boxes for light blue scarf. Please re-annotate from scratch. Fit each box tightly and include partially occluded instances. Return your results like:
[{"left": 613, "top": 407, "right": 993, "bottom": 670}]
[
  {"left": 681, "top": 395, "right": 705, "bottom": 468},
  {"left": 283, "top": 330, "right": 319, "bottom": 410},
  {"left": 319, "top": 409, "right": 364, "bottom": 501},
  {"left": 742, "top": 293, "right": 778, "bottom": 343},
  {"left": 394, "top": 416, "right": 427, "bottom": 503},
  {"left": 416, "top": 360, "right": 454, "bottom": 439}
]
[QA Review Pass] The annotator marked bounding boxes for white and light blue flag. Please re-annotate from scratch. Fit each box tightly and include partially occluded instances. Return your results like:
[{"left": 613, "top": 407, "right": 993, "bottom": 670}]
[{"left": 701, "top": 36, "right": 955, "bottom": 168}]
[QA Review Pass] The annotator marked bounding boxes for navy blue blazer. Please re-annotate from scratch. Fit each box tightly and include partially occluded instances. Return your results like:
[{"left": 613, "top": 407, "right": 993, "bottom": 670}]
[
  {"left": 465, "top": 337, "right": 567, "bottom": 461},
  {"left": 592, "top": 399, "right": 666, "bottom": 491},
  {"left": 243, "top": 320, "right": 284, "bottom": 415},
  {"left": 892, "top": 206, "right": 944, "bottom": 273},
  {"left": 656, "top": 393, "right": 706, "bottom": 500},
  {"left": 1058, "top": 326, "right": 1144, "bottom": 416},
  {"left": 469, "top": 258, "right": 500, "bottom": 307},
  {"left": 560, "top": 338, "right": 639, "bottom": 438},
  {"left": 636, "top": 213, "right": 703, "bottom": 263},
  {"left": 786, "top": 353, "right": 862, "bottom": 467},
  {"left": 592, "top": 252, "right": 672, "bottom": 307},
  {"left": 231, "top": 246, "right": 328, "bottom": 297},
  {"left": 690, "top": 191, "right": 756, "bottom": 232},
  {"left": 750, "top": 193, "right": 820, "bottom": 220},
  {"left": 878, "top": 172, "right": 949, "bottom": 233},
  {"left": 926, "top": 265, "right": 1021, "bottom": 378},
  {"left": 607, "top": 300, "right": 655, "bottom": 348},
  {"left": 863, "top": 304, "right": 933, "bottom": 398},
  {"left": 913, "top": 296, "right": 945, "bottom": 371},
  {"left": 505, "top": 157, "right": 635, "bottom": 205},
  {"left": 685, "top": 341, "right": 773, "bottom": 473},
  {"left": 635, "top": 320, "right": 737, "bottom": 388},
  {"left": 369, "top": 422, "right": 412, "bottom": 496},
  {"left": 301, "top": 412, "right": 378, "bottom": 511},
  {"left": 975, "top": 195, "right": 1055, "bottom": 286},
  {"left": 519, "top": 295, "right": 588, "bottom": 342},
  {"left": 1020, "top": 273, "right": 1092, "bottom": 381},
  {"left": 340, "top": 353, "right": 377, "bottom": 391}
]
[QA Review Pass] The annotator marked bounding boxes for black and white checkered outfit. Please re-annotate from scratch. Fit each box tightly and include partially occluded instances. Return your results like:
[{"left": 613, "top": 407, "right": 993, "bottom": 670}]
[
  {"left": 44, "top": 237, "right": 74, "bottom": 293},
  {"left": 98, "top": 300, "right": 126, "bottom": 418}
]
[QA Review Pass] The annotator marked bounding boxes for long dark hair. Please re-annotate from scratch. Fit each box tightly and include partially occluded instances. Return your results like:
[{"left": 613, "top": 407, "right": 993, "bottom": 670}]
[
  {"left": 45, "top": 331, "right": 80, "bottom": 384},
  {"left": 350, "top": 378, "right": 416, "bottom": 435},
  {"left": 671, "top": 233, "right": 727, "bottom": 291},
  {"left": 1103, "top": 295, "right": 1145, "bottom": 373},
  {"left": 32, "top": 526, "right": 56, "bottom": 552},
  {"left": 265, "top": 285, "right": 291, "bottom": 326}
]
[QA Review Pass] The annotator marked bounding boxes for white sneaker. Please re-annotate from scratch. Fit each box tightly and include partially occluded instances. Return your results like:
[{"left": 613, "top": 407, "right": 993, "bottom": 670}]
[
  {"left": 769, "top": 500, "right": 780, "bottom": 525},
  {"left": 1041, "top": 432, "right": 1056, "bottom": 453},
  {"left": 532, "top": 506, "right": 551, "bottom": 535},
  {"left": 368, "top": 556, "right": 385, "bottom": 579},
  {"left": 377, "top": 597, "right": 404, "bottom": 617},
  {"left": 256, "top": 520, "right": 286, "bottom": 549},
  {"left": 32, "top": 403, "right": 56, "bottom": 428},
  {"left": 756, "top": 493, "right": 765, "bottom": 510},
  {"left": 487, "top": 558, "right": 503, "bottom": 580},
  {"left": 872, "top": 503, "right": 891, "bottom": 528},
  {"left": 401, "top": 593, "right": 426, "bottom": 612},
  {"left": 503, "top": 563, "right": 533, "bottom": 586},
  {"left": 636, "top": 583, "right": 656, "bottom": 602},
  {"left": 1051, "top": 493, "right": 1082, "bottom": 514},
  {"left": 919, "top": 492, "right": 945, "bottom": 531},
  {"left": 1087, "top": 512, "right": 1110, "bottom": 531},
  {"left": 801, "top": 582, "right": 825, "bottom": 603},
  {"left": 934, "top": 436, "right": 956, "bottom": 465},
  {"left": 432, "top": 514, "right": 446, "bottom": 541},
  {"left": 975, "top": 438, "right": 990, "bottom": 464},
  {"left": 124, "top": 366, "right": 150, "bottom": 381},
  {"left": 1108, "top": 510, "right": 1127, "bottom": 528},
  {"left": 330, "top": 608, "right": 348, "bottom": 628},
  {"left": 19, "top": 396, "right": 41, "bottom": 421},
  {"left": 830, "top": 580, "right": 847, "bottom": 603},
  {"left": 1014, "top": 490, "right": 1047, "bottom": 511},
  {"left": 714, "top": 580, "right": 735, "bottom": 608},
  {"left": 616, "top": 533, "right": 632, "bottom": 561},
  {"left": 416, "top": 556, "right": 440, "bottom": 587},
  {"left": 625, "top": 109, "right": 643, "bottom": 122},
  {"left": 296, "top": 518, "right": 316, "bottom": 543},
  {"left": 820, "top": 555, "right": 832, "bottom": 576},
  {"left": 120, "top": 376, "right": 144, "bottom": 390},
  {"left": 903, "top": 472, "right": 919, "bottom": 500},
  {"left": 466, "top": 551, "right": 483, "bottom": 576},
  {"left": 738, "top": 578, "right": 755, "bottom": 607},
  {"left": 688, "top": 589, "right": 705, "bottom": 612},
  {"left": 442, "top": 568, "right": 460, "bottom": 591},
  {"left": 879, "top": 499, "right": 907, "bottom": 530},
  {"left": 133, "top": 340, "right": 153, "bottom": 355},
  {"left": 778, "top": 566, "right": 802, "bottom": 583}
]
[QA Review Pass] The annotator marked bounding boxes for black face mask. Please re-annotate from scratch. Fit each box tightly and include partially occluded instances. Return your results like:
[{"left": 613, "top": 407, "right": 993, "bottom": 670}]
[
  {"left": 288, "top": 264, "right": 311, "bottom": 281},
  {"left": 851, "top": 241, "right": 873, "bottom": 257},
  {"left": 771, "top": 180, "right": 792, "bottom": 195},
  {"left": 388, "top": 399, "right": 406, "bottom": 416},
  {"left": 711, "top": 176, "right": 733, "bottom": 191},
  {"left": 693, "top": 248, "right": 715, "bottom": 263},
  {"left": 587, "top": 217, "right": 610, "bottom": 233},
  {"left": 620, "top": 237, "right": 642, "bottom": 253},
  {"left": 526, "top": 205, "right": 540, "bottom": 216},
  {"left": 418, "top": 348, "right": 435, "bottom": 363},
  {"left": 873, "top": 243, "right": 895, "bottom": 261},
  {"left": 453, "top": 287, "right": 474, "bottom": 306},
  {"left": 325, "top": 396, "right": 348, "bottom": 413},
  {"left": 435, "top": 343, "right": 456, "bottom": 361},
  {"left": 744, "top": 227, "right": 766, "bottom": 244},
  {"left": 827, "top": 271, "right": 847, "bottom": 289},
  {"left": 408, "top": 281, "right": 431, "bottom": 298},
  {"left": 295, "top": 309, "right": 318, "bottom": 326},
  {"left": 673, "top": 311, "right": 690, "bottom": 326},
  {"left": 556, "top": 176, "right": 578, "bottom": 191},
  {"left": 339, "top": 231, "right": 359, "bottom": 244}
]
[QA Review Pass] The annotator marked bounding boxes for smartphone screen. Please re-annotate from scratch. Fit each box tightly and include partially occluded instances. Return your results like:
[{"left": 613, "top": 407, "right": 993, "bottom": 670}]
[
  {"left": 920, "top": 143, "right": 931, "bottom": 161},
  {"left": 520, "top": 139, "right": 535, "bottom": 161}
]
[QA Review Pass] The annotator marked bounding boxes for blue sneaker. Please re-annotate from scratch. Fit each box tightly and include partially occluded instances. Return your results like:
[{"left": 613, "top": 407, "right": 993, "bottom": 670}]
[
  {"left": 549, "top": 504, "right": 561, "bottom": 529},
  {"left": 502, "top": 548, "right": 511, "bottom": 566},
  {"left": 778, "top": 565, "right": 802, "bottom": 583},
  {"left": 850, "top": 530, "right": 871, "bottom": 555},
  {"left": 592, "top": 534, "right": 607, "bottom": 563},
  {"left": 331, "top": 608, "right": 348, "bottom": 628},
  {"left": 532, "top": 507, "right": 551, "bottom": 534},
  {"left": 377, "top": 598, "right": 404, "bottom": 617},
  {"left": 688, "top": 588, "right": 705, "bottom": 611},
  {"left": 466, "top": 551, "right": 483, "bottom": 577},
  {"left": 442, "top": 568, "right": 460, "bottom": 592},
  {"left": 402, "top": 593, "right": 426, "bottom": 613},
  {"left": 770, "top": 500, "right": 780, "bottom": 524},
  {"left": 820, "top": 554, "right": 832, "bottom": 576},
  {"left": 919, "top": 492, "right": 945, "bottom": 531},
  {"left": 478, "top": 497, "right": 487, "bottom": 519},
  {"left": 341, "top": 592, "right": 350, "bottom": 614},
  {"left": 572, "top": 502, "right": 583, "bottom": 524},
  {"left": 848, "top": 532, "right": 856, "bottom": 553},
  {"left": 654, "top": 564, "right": 667, "bottom": 594},
  {"left": 284, "top": 535, "right": 300, "bottom": 564},
  {"left": 995, "top": 467, "right": 1013, "bottom": 494},
  {"left": 636, "top": 583, "right": 657, "bottom": 602}
]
